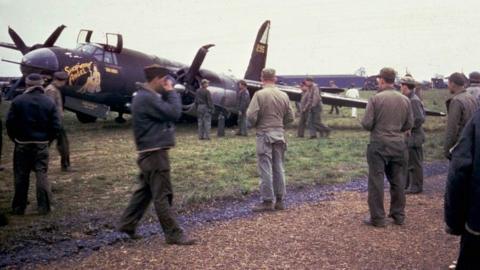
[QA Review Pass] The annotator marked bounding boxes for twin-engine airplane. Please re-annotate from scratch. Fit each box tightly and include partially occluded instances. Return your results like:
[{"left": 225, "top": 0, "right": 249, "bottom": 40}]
[{"left": 0, "top": 21, "right": 444, "bottom": 124}]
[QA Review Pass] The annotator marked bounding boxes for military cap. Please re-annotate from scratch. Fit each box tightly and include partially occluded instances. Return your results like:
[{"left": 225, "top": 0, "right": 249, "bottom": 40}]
[
  {"left": 261, "top": 68, "right": 276, "bottom": 80},
  {"left": 305, "top": 76, "right": 314, "bottom": 82},
  {"left": 201, "top": 79, "right": 210, "bottom": 84},
  {"left": 449, "top": 72, "right": 465, "bottom": 86},
  {"left": 25, "top": 73, "right": 44, "bottom": 86},
  {"left": 378, "top": 67, "right": 397, "bottom": 84},
  {"left": 469, "top": 71, "right": 480, "bottom": 83},
  {"left": 144, "top": 64, "right": 172, "bottom": 81},
  {"left": 400, "top": 75, "right": 416, "bottom": 86},
  {"left": 238, "top": 79, "right": 247, "bottom": 86},
  {"left": 53, "top": 71, "right": 69, "bottom": 81}
]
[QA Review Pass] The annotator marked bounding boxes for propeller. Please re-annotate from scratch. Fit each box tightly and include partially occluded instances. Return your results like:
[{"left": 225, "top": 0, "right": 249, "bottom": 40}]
[
  {"left": 7, "top": 24, "right": 66, "bottom": 55},
  {"left": 183, "top": 44, "right": 215, "bottom": 86}
]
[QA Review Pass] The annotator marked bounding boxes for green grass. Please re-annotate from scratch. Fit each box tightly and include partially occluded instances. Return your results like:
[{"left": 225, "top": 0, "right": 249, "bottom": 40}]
[{"left": 0, "top": 89, "right": 448, "bottom": 234}]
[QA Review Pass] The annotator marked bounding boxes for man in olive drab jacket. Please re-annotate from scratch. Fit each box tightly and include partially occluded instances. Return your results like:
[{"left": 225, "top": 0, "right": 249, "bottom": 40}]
[
  {"left": 45, "top": 71, "right": 72, "bottom": 172},
  {"left": 118, "top": 65, "right": 195, "bottom": 245},
  {"left": 400, "top": 76, "right": 426, "bottom": 194},
  {"left": 6, "top": 73, "right": 61, "bottom": 215},
  {"left": 195, "top": 79, "right": 214, "bottom": 140},
  {"left": 0, "top": 93, "right": 4, "bottom": 171},
  {"left": 247, "top": 68, "right": 294, "bottom": 212},
  {"left": 304, "top": 77, "right": 331, "bottom": 138},
  {"left": 297, "top": 82, "right": 309, "bottom": 137},
  {"left": 361, "top": 68, "right": 413, "bottom": 227},
  {"left": 444, "top": 72, "right": 479, "bottom": 160},
  {"left": 236, "top": 80, "right": 250, "bottom": 136}
]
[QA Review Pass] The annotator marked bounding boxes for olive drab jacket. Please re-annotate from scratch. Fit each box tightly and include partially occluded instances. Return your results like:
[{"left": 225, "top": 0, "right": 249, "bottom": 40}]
[
  {"left": 406, "top": 92, "right": 425, "bottom": 147},
  {"left": 361, "top": 88, "right": 414, "bottom": 144},
  {"left": 444, "top": 90, "right": 479, "bottom": 159}
]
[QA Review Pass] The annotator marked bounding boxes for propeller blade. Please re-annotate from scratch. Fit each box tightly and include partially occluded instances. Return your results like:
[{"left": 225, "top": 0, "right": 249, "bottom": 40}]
[
  {"left": 43, "top": 24, "right": 66, "bottom": 47},
  {"left": 8, "top": 27, "right": 29, "bottom": 55},
  {"left": 184, "top": 44, "right": 215, "bottom": 85}
]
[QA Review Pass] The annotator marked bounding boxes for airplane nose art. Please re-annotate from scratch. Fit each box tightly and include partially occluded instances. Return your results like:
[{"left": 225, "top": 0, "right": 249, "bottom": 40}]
[{"left": 21, "top": 48, "right": 59, "bottom": 74}]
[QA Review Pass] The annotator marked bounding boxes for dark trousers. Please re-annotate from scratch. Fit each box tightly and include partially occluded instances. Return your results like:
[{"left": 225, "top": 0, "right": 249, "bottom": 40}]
[
  {"left": 237, "top": 111, "right": 248, "bottom": 136},
  {"left": 56, "top": 127, "right": 70, "bottom": 169},
  {"left": 309, "top": 106, "right": 331, "bottom": 137},
  {"left": 329, "top": 105, "right": 340, "bottom": 115},
  {"left": 119, "top": 150, "right": 183, "bottom": 239},
  {"left": 12, "top": 143, "right": 51, "bottom": 213},
  {"left": 297, "top": 111, "right": 309, "bottom": 137},
  {"left": 405, "top": 146, "right": 424, "bottom": 192},
  {"left": 366, "top": 141, "right": 407, "bottom": 223},
  {"left": 456, "top": 231, "right": 480, "bottom": 269}
]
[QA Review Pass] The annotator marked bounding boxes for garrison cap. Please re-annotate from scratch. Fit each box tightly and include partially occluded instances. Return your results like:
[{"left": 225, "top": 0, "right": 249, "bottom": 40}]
[
  {"left": 201, "top": 79, "right": 210, "bottom": 84},
  {"left": 144, "top": 64, "right": 172, "bottom": 81},
  {"left": 53, "top": 71, "right": 69, "bottom": 81},
  {"left": 25, "top": 73, "right": 44, "bottom": 86},
  {"left": 261, "top": 68, "right": 276, "bottom": 80},
  {"left": 400, "top": 75, "right": 416, "bottom": 86},
  {"left": 469, "top": 71, "right": 480, "bottom": 83},
  {"left": 449, "top": 72, "right": 466, "bottom": 86},
  {"left": 378, "top": 67, "right": 397, "bottom": 84}
]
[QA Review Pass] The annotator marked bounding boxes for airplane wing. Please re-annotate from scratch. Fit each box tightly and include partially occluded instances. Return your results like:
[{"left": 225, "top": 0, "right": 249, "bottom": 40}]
[
  {"left": 0, "top": 42, "right": 19, "bottom": 51},
  {"left": 245, "top": 80, "right": 445, "bottom": 117}
]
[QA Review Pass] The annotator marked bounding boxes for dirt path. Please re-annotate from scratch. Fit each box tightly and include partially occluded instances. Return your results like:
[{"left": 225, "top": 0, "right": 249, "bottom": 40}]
[{"left": 35, "top": 173, "right": 458, "bottom": 270}]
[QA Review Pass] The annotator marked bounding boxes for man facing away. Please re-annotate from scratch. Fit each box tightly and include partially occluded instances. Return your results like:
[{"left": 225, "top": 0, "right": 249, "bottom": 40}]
[
  {"left": 361, "top": 67, "right": 413, "bottom": 227},
  {"left": 400, "top": 75, "right": 426, "bottom": 194},
  {"left": 45, "top": 71, "right": 73, "bottom": 172},
  {"left": 236, "top": 80, "right": 250, "bottom": 136},
  {"left": 247, "top": 68, "right": 294, "bottom": 212},
  {"left": 118, "top": 65, "right": 195, "bottom": 245},
  {"left": 195, "top": 79, "right": 214, "bottom": 140},
  {"left": 445, "top": 109, "right": 480, "bottom": 269},
  {"left": 6, "top": 73, "right": 61, "bottom": 215},
  {"left": 444, "top": 72, "right": 478, "bottom": 160}
]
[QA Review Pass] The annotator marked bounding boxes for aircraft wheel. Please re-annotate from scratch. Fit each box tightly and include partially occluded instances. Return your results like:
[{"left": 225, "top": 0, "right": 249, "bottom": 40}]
[{"left": 76, "top": 112, "right": 97, "bottom": 123}]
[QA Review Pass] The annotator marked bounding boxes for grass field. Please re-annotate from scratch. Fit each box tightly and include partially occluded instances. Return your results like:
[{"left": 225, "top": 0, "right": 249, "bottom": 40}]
[{"left": 0, "top": 89, "right": 449, "bottom": 230}]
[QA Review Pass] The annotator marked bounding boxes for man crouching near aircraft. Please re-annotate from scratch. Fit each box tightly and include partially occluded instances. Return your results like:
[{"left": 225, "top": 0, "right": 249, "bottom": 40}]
[
  {"left": 247, "top": 68, "right": 294, "bottom": 212},
  {"left": 118, "top": 64, "right": 196, "bottom": 245}
]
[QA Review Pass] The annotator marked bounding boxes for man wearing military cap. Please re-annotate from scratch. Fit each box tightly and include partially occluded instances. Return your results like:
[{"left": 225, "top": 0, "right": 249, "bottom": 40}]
[
  {"left": 362, "top": 67, "right": 413, "bottom": 227},
  {"left": 118, "top": 64, "right": 195, "bottom": 245},
  {"left": 6, "top": 73, "right": 61, "bottom": 215},
  {"left": 195, "top": 79, "right": 214, "bottom": 140},
  {"left": 45, "top": 71, "right": 72, "bottom": 172},
  {"left": 400, "top": 75, "right": 425, "bottom": 194},
  {"left": 303, "top": 76, "right": 331, "bottom": 138},
  {"left": 444, "top": 72, "right": 479, "bottom": 159},
  {"left": 247, "top": 68, "right": 294, "bottom": 211},
  {"left": 467, "top": 71, "right": 480, "bottom": 102}
]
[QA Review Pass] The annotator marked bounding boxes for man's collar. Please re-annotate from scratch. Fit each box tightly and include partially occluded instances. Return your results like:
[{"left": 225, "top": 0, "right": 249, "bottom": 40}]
[{"left": 24, "top": 86, "right": 44, "bottom": 94}]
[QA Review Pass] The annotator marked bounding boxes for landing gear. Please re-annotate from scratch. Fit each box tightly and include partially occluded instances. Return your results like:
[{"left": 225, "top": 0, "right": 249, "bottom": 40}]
[
  {"left": 76, "top": 112, "right": 97, "bottom": 123},
  {"left": 115, "top": 113, "right": 126, "bottom": 124}
]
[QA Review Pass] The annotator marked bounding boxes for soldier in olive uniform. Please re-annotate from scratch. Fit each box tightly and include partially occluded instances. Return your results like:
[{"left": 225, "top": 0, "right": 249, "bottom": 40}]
[
  {"left": 236, "top": 80, "right": 250, "bottom": 136},
  {"left": 45, "top": 71, "right": 72, "bottom": 172},
  {"left": 0, "top": 93, "right": 4, "bottom": 171},
  {"left": 247, "top": 68, "right": 294, "bottom": 212},
  {"left": 400, "top": 76, "right": 426, "bottom": 194},
  {"left": 195, "top": 79, "right": 214, "bottom": 140},
  {"left": 444, "top": 72, "right": 479, "bottom": 160},
  {"left": 361, "top": 68, "right": 413, "bottom": 227},
  {"left": 304, "top": 77, "right": 331, "bottom": 138},
  {"left": 297, "top": 82, "right": 309, "bottom": 137},
  {"left": 466, "top": 71, "right": 480, "bottom": 102}
]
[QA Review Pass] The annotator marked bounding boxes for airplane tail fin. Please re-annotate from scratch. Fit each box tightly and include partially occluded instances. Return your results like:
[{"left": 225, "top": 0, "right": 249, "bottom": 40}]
[{"left": 244, "top": 20, "right": 270, "bottom": 81}]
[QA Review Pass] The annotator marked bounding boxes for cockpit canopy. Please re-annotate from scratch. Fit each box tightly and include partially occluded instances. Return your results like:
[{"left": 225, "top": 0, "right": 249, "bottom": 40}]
[{"left": 75, "top": 44, "right": 118, "bottom": 65}]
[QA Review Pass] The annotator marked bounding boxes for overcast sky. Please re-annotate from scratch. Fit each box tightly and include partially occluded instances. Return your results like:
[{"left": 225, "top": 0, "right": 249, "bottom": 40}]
[{"left": 0, "top": 0, "right": 479, "bottom": 81}]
